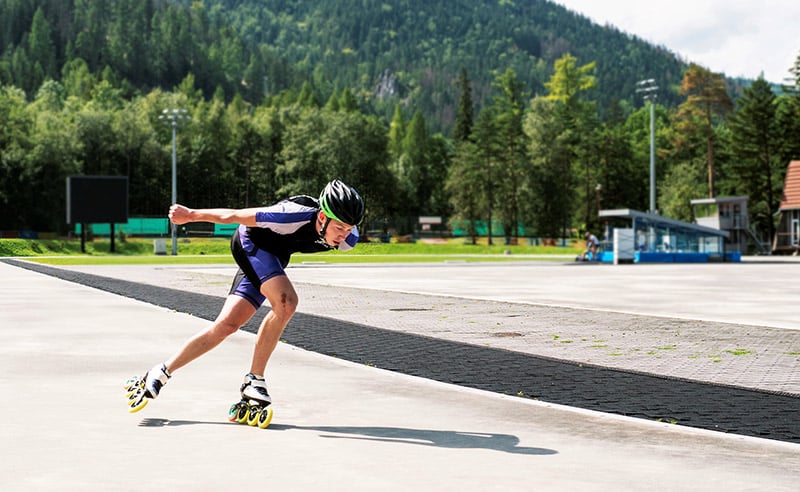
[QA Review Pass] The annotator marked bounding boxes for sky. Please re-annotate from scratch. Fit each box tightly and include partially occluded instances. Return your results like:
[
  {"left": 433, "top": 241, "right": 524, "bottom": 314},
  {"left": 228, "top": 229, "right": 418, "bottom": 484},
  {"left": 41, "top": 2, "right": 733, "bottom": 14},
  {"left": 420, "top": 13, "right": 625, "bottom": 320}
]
[{"left": 550, "top": 0, "right": 800, "bottom": 84}]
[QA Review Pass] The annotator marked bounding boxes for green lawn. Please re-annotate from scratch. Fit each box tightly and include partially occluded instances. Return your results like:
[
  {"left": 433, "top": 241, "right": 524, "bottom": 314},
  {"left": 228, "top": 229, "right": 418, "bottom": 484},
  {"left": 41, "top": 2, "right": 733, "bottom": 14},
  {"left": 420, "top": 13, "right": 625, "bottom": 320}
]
[{"left": 1, "top": 237, "right": 582, "bottom": 265}]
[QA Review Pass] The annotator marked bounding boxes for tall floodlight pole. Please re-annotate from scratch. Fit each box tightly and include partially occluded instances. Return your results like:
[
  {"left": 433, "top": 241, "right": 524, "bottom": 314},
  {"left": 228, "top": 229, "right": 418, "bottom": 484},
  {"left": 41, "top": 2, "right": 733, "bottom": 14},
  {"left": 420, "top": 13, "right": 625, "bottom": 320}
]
[
  {"left": 158, "top": 108, "right": 190, "bottom": 255},
  {"left": 636, "top": 79, "right": 658, "bottom": 215}
]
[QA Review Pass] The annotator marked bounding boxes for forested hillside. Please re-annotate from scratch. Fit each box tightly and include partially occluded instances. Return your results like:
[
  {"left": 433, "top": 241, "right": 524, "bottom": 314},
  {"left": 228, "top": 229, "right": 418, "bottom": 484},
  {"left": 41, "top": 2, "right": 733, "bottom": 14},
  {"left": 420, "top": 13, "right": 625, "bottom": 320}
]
[
  {"left": 2, "top": 0, "right": 692, "bottom": 133},
  {"left": 188, "top": 0, "right": 693, "bottom": 130}
]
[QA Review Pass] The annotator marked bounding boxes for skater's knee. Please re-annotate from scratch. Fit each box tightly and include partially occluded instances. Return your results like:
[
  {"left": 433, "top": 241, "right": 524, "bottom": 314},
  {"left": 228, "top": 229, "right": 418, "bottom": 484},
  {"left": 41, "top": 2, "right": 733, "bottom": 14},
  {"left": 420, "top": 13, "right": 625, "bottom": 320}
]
[
  {"left": 210, "top": 319, "right": 241, "bottom": 339},
  {"left": 269, "top": 291, "right": 298, "bottom": 320}
]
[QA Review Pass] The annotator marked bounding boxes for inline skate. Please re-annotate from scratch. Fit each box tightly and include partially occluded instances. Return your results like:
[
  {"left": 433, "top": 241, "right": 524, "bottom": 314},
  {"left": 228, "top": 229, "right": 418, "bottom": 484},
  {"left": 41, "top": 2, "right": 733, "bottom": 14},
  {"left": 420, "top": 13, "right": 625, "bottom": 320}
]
[
  {"left": 124, "top": 363, "right": 171, "bottom": 413},
  {"left": 228, "top": 373, "right": 273, "bottom": 429}
]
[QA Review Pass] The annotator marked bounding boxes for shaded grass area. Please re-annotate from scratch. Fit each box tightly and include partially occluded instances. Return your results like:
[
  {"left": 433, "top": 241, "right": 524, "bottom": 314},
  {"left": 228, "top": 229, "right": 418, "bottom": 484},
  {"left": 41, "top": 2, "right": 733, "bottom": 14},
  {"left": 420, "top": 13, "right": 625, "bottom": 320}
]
[{"left": 1, "top": 237, "right": 582, "bottom": 265}]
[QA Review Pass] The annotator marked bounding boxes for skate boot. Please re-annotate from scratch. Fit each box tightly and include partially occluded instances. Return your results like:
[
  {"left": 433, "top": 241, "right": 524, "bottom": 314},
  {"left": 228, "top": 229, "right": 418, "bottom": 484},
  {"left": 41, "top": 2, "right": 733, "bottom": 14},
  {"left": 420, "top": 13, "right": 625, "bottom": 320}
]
[
  {"left": 228, "top": 373, "right": 273, "bottom": 429},
  {"left": 124, "top": 363, "right": 171, "bottom": 413}
]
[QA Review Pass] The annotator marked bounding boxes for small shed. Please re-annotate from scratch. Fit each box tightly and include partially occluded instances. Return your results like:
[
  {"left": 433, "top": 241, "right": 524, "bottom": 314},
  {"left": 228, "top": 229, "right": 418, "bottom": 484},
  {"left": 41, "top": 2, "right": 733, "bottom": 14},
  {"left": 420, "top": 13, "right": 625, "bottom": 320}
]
[
  {"left": 773, "top": 160, "right": 800, "bottom": 254},
  {"left": 690, "top": 196, "right": 749, "bottom": 254}
]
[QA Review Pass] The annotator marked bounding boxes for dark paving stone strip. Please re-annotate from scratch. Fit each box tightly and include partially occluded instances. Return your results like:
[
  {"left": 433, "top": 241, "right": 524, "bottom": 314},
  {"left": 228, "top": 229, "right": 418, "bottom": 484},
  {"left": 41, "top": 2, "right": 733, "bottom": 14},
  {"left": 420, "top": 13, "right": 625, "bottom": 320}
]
[{"left": 7, "top": 259, "right": 800, "bottom": 444}]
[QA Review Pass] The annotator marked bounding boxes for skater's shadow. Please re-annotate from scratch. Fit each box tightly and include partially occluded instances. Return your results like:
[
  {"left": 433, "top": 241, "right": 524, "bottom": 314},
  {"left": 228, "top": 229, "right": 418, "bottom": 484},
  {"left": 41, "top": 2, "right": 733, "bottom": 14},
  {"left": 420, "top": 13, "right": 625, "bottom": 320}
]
[
  {"left": 139, "top": 418, "right": 229, "bottom": 428},
  {"left": 270, "top": 424, "right": 556, "bottom": 456},
  {"left": 138, "top": 419, "right": 555, "bottom": 456}
]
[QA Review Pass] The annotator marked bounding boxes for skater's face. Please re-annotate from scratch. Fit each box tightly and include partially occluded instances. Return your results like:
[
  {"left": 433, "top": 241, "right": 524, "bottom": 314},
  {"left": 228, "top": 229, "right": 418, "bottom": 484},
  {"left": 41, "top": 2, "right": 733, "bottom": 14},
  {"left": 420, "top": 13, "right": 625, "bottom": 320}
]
[{"left": 318, "top": 212, "right": 354, "bottom": 247}]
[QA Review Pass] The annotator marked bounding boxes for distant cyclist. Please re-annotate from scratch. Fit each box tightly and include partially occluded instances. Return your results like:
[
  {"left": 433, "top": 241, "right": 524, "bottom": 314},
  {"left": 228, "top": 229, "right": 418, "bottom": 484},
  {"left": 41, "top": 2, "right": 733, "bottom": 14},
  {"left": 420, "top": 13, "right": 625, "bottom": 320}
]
[
  {"left": 125, "top": 179, "right": 364, "bottom": 427},
  {"left": 581, "top": 231, "right": 600, "bottom": 261}
]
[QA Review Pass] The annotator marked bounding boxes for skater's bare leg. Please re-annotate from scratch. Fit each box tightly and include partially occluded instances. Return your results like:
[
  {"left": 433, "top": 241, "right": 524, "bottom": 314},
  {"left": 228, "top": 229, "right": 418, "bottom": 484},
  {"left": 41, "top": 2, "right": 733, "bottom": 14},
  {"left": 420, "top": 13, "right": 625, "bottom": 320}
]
[
  {"left": 249, "top": 275, "right": 298, "bottom": 376},
  {"left": 164, "top": 295, "right": 257, "bottom": 373}
]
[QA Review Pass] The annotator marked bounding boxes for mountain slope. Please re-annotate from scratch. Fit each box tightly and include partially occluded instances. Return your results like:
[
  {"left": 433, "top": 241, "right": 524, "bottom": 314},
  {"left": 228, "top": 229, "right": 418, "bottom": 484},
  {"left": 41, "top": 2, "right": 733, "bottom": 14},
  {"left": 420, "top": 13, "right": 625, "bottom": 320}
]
[
  {"left": 194, "top": 0, "right": 689, "bottom": 128},
  {"left": 1, "top": 0, "right": 699, "bottom": 133}
]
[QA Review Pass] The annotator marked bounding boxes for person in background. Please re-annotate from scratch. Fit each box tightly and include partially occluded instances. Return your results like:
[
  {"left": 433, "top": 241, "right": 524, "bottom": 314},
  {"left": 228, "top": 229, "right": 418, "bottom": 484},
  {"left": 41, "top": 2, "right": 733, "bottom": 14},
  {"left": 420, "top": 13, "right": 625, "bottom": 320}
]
[{"left": 581, "top": 231, "right": 600, "bottom": 261}]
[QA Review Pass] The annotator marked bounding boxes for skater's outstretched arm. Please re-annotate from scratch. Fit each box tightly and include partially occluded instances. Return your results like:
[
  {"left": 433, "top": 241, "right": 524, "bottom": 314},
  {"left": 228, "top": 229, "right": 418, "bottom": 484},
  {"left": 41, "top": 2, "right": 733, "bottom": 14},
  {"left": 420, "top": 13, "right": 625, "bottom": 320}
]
[{"left": 169, "top": 204, "right": 261, "bottom": 227}]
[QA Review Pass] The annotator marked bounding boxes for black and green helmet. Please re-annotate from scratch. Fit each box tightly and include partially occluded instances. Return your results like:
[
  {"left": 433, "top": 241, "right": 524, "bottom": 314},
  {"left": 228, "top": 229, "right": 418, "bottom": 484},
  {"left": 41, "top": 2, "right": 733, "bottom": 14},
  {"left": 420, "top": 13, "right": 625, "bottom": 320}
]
[{"left": 319, "top": 179, "right": 365, "bottom": 226}]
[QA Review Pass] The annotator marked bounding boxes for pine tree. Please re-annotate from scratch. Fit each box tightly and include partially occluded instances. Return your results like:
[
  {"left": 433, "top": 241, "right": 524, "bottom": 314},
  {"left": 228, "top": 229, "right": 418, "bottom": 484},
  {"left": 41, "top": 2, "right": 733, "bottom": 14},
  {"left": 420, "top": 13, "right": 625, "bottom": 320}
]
[
  {"left": 387, "top": 103, "right": 405, "bottom": 161},
  {"left": 728, "top": 77, "right": 780, "bottom": 240},
  {"left": 338, "top": 87, "right": 358, "bottom": 112},
  {"left": 297, "top": 81, "right": 318, "bottom": 107},
  {"left": 778, "top": 53, "right": 800, "bottom": 165},
  {"left": 446, "top": 140, "right": 483, "bottom": 243},
  {"left": 402, "top": 110, "right": 431, "bottom": 216},
  {"left": 324, "top": 91, "right": 341, "bottom": 112},
  {"left": 676, "top": 63, "right": 733, "bottom": 197},
  {"left": 544, "top": 53, "right": 596, "bottom": 108},
  {"left": 491, "top": 68, "right": 527, "bottom": 240},
  {"left": 453, "top": 68, "right": 474, "bottom": 142},
  {"left": 27, "top": 7, "right": 56, "bottom": 87}
]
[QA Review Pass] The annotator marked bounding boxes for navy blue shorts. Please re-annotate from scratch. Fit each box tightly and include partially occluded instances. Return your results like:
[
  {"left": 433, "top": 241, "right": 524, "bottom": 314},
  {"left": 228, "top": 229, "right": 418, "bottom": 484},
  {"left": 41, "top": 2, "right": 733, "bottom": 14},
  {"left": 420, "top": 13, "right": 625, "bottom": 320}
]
[{"left": 228, "top": 230, "right": 287, "bottom": 309}]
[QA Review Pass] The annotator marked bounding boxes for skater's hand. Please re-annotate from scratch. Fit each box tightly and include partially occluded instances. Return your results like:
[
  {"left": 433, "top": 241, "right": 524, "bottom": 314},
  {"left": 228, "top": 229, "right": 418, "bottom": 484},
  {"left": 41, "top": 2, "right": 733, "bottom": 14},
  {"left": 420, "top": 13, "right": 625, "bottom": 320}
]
[{"left": 169, "top": 204, "right": 193, "bottom": 225}]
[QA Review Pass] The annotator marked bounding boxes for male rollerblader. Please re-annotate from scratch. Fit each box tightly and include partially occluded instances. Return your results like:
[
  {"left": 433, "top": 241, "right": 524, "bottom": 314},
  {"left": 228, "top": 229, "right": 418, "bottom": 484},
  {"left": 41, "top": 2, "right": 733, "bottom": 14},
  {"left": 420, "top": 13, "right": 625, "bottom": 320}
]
[{"left": 125, "top": 180, "right": 365, "bottom": 427}]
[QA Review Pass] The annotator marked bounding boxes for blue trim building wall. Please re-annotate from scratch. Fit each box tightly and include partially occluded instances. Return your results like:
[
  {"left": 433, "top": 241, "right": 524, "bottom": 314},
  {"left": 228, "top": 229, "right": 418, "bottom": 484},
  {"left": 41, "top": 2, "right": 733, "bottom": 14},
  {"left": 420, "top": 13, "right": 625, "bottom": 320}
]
[{"left": 597, "top": 209, "right": 735, "bottom": 263}]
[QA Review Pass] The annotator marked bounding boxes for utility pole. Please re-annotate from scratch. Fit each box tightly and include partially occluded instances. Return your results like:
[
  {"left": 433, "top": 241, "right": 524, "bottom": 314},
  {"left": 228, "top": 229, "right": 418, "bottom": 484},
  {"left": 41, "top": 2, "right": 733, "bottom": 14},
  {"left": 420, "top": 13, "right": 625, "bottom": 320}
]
[
  {"left": 636, "top": 79, "right": 658, "bottom": 215},
  {"left": 158, "top": 108, "right": 191, "bottom": 255}
]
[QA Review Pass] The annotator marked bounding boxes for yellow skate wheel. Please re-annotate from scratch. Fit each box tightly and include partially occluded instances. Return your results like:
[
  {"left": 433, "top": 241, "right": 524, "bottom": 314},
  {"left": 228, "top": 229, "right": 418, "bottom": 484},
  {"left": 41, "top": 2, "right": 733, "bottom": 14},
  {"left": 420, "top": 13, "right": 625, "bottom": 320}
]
[
  {"left": 126, "top": 389, "right": 139, "bottom": 404},
  {"left": 246, "top": 406, "right": 261, "bottom": 426},
  {"left": 257, "top": 406, "right": 274, "bottom": 429},
  {"left": 128, "top": 394, "right": 149, "bottom": 413},
  {"left": 235, "top": 403, "right": 249, "bottom": 424}
]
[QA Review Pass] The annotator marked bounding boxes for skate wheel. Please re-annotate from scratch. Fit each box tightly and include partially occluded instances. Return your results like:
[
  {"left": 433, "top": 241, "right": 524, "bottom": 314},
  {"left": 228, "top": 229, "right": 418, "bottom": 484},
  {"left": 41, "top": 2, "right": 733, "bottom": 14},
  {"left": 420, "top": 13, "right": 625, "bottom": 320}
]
[
  {"left": 246, "top": 406, "right": 261, "bottom": 426},
  {"left": 235, "top": 403, "right": 249, "bottom": 424},
  {"left": 128, "top": 392, "right": 149, "bottom": 413},
  {"left": 228, "top": 402, "right": 242, "bottom": 422},
  {"left": 123, "top": 376, "right": 139, "bottom": 391},
  {"left": 257, "top": 406, "right": 273, "bottom": 429},
  {"left": 122, "top": 378, "right": 139, "bottom": 395},
  {"left": 125, "top": 386, "right": 142, "bottom": 398},
  {"left": 124, "top": 377, "right": 144, "bottom": 397}
]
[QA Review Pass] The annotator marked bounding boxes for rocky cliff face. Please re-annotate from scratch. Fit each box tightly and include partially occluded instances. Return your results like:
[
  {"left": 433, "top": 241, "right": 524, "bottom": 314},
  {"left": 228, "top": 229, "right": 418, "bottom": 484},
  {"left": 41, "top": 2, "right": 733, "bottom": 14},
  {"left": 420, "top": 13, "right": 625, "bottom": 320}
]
[{"left": 374, "top": 69, "right": 399, "bottom": 99}]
